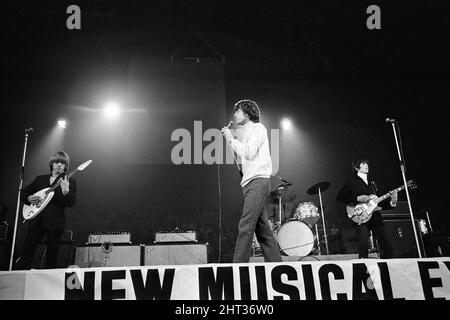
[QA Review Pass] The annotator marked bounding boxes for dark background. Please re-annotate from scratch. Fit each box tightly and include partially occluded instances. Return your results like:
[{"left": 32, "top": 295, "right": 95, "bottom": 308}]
[{"left": 1, "top": 0, "right": 449, "bottom": 264}]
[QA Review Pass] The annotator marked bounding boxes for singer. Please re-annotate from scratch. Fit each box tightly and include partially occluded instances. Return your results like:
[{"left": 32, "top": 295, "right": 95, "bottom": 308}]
[
  {"left": 17, "top": 151, "right": 77, "bottom": 269},
  {"left": 221, "top": 99, "right": 281, "bottom": 263},
  {"left": 336, "top": 158, "right": 397, "bottom": 259}
]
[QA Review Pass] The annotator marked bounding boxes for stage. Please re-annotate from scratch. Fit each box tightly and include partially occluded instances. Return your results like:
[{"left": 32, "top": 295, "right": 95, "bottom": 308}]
[{"left": 1, "top": 257, "right": 449, "bottom": 300}]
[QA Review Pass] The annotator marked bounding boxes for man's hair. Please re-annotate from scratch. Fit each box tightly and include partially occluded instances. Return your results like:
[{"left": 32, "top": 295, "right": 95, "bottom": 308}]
[
  {"left": 352, "top": 158, "right": 369, "bottom": 174},
  {"left": 234, "top": 99, "right": 261, "bottom": 123},
  {"left": 49, "top": 151, "right": 70, "bottom": 172}
]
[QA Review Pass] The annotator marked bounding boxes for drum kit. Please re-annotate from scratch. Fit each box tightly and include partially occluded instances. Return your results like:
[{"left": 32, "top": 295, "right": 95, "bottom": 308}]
[{"left": 252, "top": 177, "right": 331, "bottom": 258}]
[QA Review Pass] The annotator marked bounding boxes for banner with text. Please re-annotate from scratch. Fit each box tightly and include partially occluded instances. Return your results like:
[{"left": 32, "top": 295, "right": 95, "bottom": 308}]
[{"left": 22, "top": 258, "right": 450, "bottom": 300}]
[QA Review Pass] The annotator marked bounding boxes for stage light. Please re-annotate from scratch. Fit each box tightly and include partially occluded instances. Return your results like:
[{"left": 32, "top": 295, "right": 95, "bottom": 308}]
[
  {"left": 57, "top": 120, "right": 67, "bottom": 128},
  {"left": 281, "top": 118, "right": 292, "bottom": 130},
  {"left": 103, "top": 101, "right": 121, "bottom": 118}
]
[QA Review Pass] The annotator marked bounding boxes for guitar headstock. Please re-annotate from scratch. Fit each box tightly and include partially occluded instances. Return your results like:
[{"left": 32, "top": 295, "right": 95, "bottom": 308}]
[
  {"left": 77, "top": 160, "right": 93, "bottom": 171},
  {"left": 407, "top": 180, "right": 417, "bottom": 190}
]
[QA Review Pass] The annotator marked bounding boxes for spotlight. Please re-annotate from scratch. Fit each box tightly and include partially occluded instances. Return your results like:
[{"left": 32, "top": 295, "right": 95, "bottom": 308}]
[
  {"left": 103, "top": 101, "right": 121, "bottom": 118},
  {"left": 281, "top": 118, "right": 292, "bottom": 130},
  {"left": 57, "top": 120, "right": 67, "bottom": 128}
]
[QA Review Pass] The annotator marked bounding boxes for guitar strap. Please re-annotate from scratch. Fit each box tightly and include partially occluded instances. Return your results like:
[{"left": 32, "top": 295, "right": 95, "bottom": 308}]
[{"left": 370, "top": 181, "right": 378, "bottom": 194}]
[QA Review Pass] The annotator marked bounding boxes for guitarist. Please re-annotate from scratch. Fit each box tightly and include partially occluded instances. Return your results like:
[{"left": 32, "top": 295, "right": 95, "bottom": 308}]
[
  {"left": 18, "top": 151, "right": 77, "bottom": 269},
  {"left": 336, "top": 159, "right": 397, "bottom": 259}
]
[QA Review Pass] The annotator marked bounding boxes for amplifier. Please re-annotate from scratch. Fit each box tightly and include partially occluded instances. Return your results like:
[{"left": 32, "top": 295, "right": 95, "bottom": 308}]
[
  {"left": 381, "top": 201, "right": 410, "bottom": 219},
  {"left": 74, "top": 244, "right": 142, "bottom": 268},
  {"left": 155, "top": 231, "right": 197, "bottom": 243},
  {"left": 144, "top": 243, "right": 208, "bottom": 265},
  {"left": 87, "top": 231, "right": 131, "bottom": 244}
]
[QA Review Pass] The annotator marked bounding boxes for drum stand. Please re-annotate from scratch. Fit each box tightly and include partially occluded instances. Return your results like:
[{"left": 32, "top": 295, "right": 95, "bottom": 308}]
[
  {"left": 314, "top": 224, "right": 321, "bottom": 255},
  {"left": 307, "top": 181, "right": 330, "bottom": 255},
  {"left": 278, "top": 196, "right": 282, "bottom": 227},
  {"left": 317, "top": 187, "right": 329, "bottom": 255}
]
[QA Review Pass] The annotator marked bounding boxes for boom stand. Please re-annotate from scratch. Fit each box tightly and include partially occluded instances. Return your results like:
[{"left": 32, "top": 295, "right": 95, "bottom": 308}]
[
  {"left": 9, "top": 129, "right": 31, "bottom": 270},
  {"left": 388, "top": 120, "right": 422, "bottom": 257}
]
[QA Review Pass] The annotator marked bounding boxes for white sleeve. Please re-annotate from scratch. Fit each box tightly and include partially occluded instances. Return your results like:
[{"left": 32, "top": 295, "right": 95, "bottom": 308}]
[{"left": 229, "top": 125, "right": 266, "bottom": 160}]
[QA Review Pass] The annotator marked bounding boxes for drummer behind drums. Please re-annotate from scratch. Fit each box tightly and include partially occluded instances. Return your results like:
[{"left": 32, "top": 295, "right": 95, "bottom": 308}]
[{"left": 267, "top": 201, "right": 295, "bottom": 226}]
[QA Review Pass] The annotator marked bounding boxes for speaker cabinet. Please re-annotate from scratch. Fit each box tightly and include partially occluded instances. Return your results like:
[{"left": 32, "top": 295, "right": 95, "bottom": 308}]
[
  {"left": 144, "top": 243, "right": 208, "bottom": 266},
  {"left": 381, "top": 201, "right": 410, "bottom": 217},
  {"left": 383, "top": 219, "right": 425, "bottom": 258},
  {"left": 74, "top": 245, "right": 142, "bottom": 268},
  {"left": 30, "top": 230, "right": 75, "bottom": 269},
  {"left": 31, "top": 242, "right": 75, "bottom": 269}
]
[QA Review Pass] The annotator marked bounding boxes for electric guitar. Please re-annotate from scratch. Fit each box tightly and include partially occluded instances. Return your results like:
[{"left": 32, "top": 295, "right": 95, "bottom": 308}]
[
  {"left": 346, "top": 180, "right": 417, "bottom": 225},
  {"left": 22, "top": 160, "right": 92, "bottom": 221}
]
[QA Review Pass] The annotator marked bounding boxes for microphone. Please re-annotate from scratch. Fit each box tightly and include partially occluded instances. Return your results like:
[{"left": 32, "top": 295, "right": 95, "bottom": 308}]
[
  {"left": 24, "top": 127, "right": 34, "bottom": 133},
  {"left": 385, "top": 118, "right": 396, "bottom": 123},
  {"left": 272, "top": 174, "right": 292, "bottom": 186},
  {"left": 225, "top": 121, "right": 233, "bottom": 128}
]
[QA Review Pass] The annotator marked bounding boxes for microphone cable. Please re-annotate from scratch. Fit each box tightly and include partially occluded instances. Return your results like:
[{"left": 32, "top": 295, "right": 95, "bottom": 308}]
[{"left": 217, "top": 161, "right": 222, "bottom": 263}]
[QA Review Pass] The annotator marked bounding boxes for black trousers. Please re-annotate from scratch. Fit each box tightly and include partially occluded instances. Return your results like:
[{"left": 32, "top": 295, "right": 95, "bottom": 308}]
[
  {"left": 353, "top": 212, "right": 393, "bottom": 259},
  {"left": 19, "top": 218, "right": 63, "bottom": 269}
]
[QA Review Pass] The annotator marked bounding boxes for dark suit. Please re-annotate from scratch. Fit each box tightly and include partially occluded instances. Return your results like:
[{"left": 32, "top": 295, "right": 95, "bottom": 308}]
[
  {"left": 19, "top": 174, "right": 76, "bottom": 269},
  {"left": 336, "top": 175, "right": 393, "bottom": 258}
]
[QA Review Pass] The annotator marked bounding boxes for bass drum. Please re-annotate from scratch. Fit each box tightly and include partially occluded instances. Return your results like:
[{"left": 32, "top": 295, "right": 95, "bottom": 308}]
[{"left": 276, "top": 220, "right": 314, "bottom": 257}]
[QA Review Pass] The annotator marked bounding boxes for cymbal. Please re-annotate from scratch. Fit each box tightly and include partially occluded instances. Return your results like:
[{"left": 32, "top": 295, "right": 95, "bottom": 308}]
[
  {"left": 307, "top": 181, "right": 330, "bottom": 195},
  {"left": 268, "top": 186, "right": 297, "bottom": 202}
]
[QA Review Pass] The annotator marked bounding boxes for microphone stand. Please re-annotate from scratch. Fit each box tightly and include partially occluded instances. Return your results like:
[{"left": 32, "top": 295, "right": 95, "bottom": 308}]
[
  {"left": 388, "top": 120, "right": 422, "bottom": 258},
  {"left": 9, "top": 129, "right": 32, "bottom": 270}
]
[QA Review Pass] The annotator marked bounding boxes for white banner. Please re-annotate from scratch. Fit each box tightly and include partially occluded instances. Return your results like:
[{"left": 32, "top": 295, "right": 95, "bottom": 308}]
[{"left": 21, "top": 258, "right": 450, "bottom": 300}]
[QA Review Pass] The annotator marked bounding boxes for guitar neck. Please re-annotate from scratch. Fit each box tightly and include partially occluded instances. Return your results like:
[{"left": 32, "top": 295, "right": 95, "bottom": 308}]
[
  {"left": 47, "top": 170, "right": 77, "bottom": 193},
  {"left": 374, "top": 185, "right": 406, "bottom": 204}
]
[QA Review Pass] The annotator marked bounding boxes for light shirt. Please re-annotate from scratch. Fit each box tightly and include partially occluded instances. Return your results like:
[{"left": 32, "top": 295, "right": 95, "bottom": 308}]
[
  {"left": 228, "top": 121, "right": 272, "bottom": 187},
  {"left": 357, "top": 172, "right": 369, "bottom": 185}
]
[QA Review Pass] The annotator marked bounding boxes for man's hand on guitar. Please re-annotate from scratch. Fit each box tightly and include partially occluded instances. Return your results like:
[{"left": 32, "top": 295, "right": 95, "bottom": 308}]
[
  {"left": 389, "top": 190, "right": 398, "bottom": 206},
  {"left": 357, "top": 194, "right": 377, "bottom": 203},
  {"left": 59, "top": 176, "right": 70, "bottom": 195}
]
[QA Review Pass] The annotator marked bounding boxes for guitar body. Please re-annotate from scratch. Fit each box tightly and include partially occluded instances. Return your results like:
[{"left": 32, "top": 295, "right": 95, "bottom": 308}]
[
  {"left": 346, "top": 181, "right": 417, "bottom": 225},
  {"left": 346, "top": 200, "right": 381, "bottom": 225},
  {"left": 22, "top": 188, "right": 55, "bottom": 221}
]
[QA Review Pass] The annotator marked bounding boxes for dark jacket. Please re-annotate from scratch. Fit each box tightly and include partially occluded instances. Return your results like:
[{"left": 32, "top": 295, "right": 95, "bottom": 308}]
[
  {"left": 21, "top": 174, "right": 77, "bottom": 231},
  {"left": 336, "top": 175, "right": 392, "bottom": 209}
]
